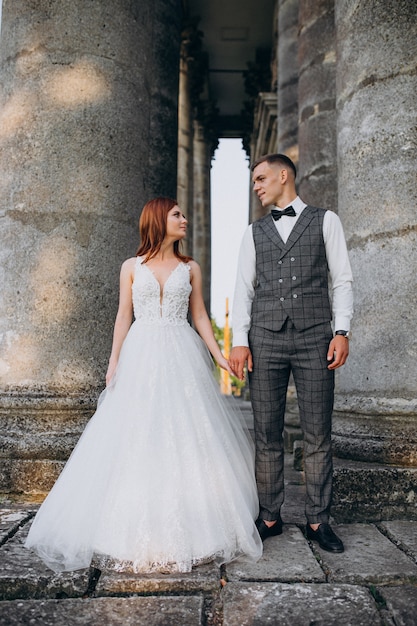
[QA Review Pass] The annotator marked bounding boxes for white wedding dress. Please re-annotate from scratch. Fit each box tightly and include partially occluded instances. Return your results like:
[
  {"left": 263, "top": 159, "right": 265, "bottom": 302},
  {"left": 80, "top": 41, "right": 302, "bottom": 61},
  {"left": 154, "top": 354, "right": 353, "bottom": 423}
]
[{"left": 25, "top": 258, "right": 262, "bottom": 573}]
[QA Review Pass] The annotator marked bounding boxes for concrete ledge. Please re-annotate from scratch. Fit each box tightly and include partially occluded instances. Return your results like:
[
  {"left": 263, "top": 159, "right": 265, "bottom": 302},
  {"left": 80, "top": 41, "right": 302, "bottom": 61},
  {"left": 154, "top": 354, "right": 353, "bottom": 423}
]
[
  {"left": 0, "top": 398, "right": 93, "bottom": 494},
  {"left": 332, "top": 412, "right": 417, "bottom": 466},
  {"left": 332, "top": 462, "right": 417, "bottom": 522},
  {"left": 0, "top": 459, "right": 64, "bottom": 496}
]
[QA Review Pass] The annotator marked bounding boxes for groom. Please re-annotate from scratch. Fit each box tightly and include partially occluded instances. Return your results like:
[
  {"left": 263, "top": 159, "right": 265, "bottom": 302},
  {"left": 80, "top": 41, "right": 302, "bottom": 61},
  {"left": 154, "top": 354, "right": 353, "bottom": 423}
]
[{"left": 230, "top": 153, "right": 353, "bottom": 553}]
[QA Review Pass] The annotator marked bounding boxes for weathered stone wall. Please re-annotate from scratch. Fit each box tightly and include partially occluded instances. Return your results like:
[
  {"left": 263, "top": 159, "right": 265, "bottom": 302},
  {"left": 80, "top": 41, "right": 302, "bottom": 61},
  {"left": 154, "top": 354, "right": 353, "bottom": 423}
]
[
  {"left": 0, "top": 0, "right": 181, "bottom": 494},
  {"left": 192, "top": 120, "right": 211, "bottom": 312},
  {"left": 277, "top": 0, "right": 299, "bottom": 163},
  {"left": 177, "top": 48, "right": 194, "bottom": 256},
  {"left": 335, "top": 0, "right": 417, "bottom": 422},
  {"left": 176, "top": 23, "right": 213, "bottom": 309},
  {"left": 298, "top": 0, "right": 337, "bottom": 210}
]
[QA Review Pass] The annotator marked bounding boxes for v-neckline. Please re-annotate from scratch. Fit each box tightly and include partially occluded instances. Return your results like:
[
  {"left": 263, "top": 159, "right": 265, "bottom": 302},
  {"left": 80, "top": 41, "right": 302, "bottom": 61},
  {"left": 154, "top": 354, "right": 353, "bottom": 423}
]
[{"left": 142, "top": 261, "right": 182, "bottom": 298}]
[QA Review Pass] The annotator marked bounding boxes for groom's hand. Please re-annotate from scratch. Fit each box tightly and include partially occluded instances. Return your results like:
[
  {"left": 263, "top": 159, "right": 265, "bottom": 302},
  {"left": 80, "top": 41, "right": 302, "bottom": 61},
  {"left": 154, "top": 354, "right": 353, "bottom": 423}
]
[{"left": 229, "top": 346, "right": 253, "bottom": 381}]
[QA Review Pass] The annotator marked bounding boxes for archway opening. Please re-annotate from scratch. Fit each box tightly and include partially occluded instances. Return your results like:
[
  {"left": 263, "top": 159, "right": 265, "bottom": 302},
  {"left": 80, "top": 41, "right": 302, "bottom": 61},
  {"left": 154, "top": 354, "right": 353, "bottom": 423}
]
[{"left": 210, "top": 138, "right": 249, "bottom": 327}]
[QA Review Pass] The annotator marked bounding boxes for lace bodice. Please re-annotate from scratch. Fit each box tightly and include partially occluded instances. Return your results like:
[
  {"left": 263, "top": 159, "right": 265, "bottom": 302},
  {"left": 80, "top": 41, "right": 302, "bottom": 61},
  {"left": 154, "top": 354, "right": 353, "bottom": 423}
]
[{"left": 132, "top": 257, "right": 192, "bottom": 325}]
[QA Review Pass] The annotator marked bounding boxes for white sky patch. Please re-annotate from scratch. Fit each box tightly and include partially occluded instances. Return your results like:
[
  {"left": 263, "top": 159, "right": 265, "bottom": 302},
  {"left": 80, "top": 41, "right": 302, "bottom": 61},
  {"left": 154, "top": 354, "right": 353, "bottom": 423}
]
[{"left": 210, "top": 139, "right": 250, "bottom": 326}]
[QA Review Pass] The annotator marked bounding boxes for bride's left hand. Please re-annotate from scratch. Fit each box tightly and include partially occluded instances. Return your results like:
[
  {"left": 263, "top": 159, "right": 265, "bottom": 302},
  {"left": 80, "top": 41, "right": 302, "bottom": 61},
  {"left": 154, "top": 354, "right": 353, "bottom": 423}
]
[
  {"left": 105, "top": 359, "right": 117, "bottom": 386},
  {"left": 216, "top": 354, "right": 234, "bottom": 375}
]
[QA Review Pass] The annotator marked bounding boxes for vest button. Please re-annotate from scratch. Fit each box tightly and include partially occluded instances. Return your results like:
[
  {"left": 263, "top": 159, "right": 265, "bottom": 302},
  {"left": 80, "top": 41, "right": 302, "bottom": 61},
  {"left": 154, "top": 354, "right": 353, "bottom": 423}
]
[
  {"left": 292, "top": 276, "right": 296, "bottom": 280},
  {"left": 293, "top": 294, "right": 298, "bottom": 298},
  {"left": 290, "top": 257, "right": 295, "bottom": 261},
  {"left": 278, "top": 260, "right": 283, "bottom": 264},
  {"left": 278, "top": 278, "right": 283, "bottom": 283},
  {"left": 280, "top": 297, "right": 285, "bottom": 302}
]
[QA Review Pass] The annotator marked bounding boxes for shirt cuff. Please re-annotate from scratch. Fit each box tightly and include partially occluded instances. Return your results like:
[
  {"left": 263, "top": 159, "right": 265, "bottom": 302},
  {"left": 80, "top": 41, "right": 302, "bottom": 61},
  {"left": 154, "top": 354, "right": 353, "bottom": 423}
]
[
  {"left": 232, "top": 332, "right": 250, "bottom": 348},
  {"left": 333, "top": 317, "right": 351, "bottom": 332}
]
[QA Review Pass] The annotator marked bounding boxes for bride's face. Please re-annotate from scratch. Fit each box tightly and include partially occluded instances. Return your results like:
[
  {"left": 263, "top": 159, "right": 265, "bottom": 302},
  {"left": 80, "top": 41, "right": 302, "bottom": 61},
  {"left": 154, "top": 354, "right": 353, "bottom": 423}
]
[{"left": 166, "top": 205, "right": 187, "bottom": 240}]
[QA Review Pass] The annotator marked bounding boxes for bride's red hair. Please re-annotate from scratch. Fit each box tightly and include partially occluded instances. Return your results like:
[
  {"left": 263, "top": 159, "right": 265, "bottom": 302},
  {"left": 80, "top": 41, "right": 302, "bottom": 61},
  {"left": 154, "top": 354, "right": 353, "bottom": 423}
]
[{"left": 136, "top": 197, "right": 192, "bottom": 263}]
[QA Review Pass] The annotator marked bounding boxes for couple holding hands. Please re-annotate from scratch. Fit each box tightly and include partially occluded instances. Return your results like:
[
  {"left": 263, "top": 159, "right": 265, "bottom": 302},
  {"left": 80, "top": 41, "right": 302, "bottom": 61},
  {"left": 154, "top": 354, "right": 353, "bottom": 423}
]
[{"left": 26, "top": 153, "right": 353, "bottom": 573}]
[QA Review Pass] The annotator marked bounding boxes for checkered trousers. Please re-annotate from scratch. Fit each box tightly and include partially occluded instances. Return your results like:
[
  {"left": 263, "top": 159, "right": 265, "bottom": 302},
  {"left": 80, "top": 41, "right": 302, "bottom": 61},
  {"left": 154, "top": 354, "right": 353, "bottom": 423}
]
[{"left": 249, "top": 320, "right": 334, "bottom": 524}]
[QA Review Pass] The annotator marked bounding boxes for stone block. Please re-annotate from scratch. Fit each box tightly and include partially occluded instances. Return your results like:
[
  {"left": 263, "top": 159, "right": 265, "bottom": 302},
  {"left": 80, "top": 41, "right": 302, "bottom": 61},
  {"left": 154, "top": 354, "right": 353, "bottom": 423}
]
[
  {"left": 298, "top": 108, "right": 337, "bottom": 174},
  {"left": 0, "top": 596, "right": 204, "bottom": 626},
  {"left": 332, "top": 463, "right": 417, "bottom": 522},
  {"left": 336, "top": 231, "right": 417, "bottom": 405},
  {"left": 298, "top": 4, "right": 335, "bottom": 73},
  {"left": 378, "top": 520, "right": 417, "bottom": 563},
  {"left": 336, "top": 0, "right": 417, "bottom": 102},
  {"left": 332, "top": 413, "right": 417, "bottom": 466},
  {"left": 310, "top": 523, "right": 417, "bottom": 584},
  {"left": 377, "top": 585, "right": 417, "bottom": 626},
  {"left": 0, "top": 459, "right": 64, "bottom": 496},
  {"left": 222, "top": 582, "right": 381, "bottom": 626},
  {"left": 297, "top": 171, "right": 338, "bottom": 215},
  {"left": 225, "top": 525, "right": 325, "bottom": 583},
  {"left": 0, "top": 524, "right": 89, "bottom": 601},
  {"left": 96, "top": 562, "right": 220, "bottom": 596},
  {"left": 0, "top": 507, "right": 35, "bottom": 545}
]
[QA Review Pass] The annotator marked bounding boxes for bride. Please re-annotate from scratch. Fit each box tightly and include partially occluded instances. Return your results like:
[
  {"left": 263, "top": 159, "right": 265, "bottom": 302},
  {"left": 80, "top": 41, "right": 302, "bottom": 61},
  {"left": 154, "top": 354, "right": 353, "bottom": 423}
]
[{"left": 25, "top": 197, "right": 262, "bottom": 573}]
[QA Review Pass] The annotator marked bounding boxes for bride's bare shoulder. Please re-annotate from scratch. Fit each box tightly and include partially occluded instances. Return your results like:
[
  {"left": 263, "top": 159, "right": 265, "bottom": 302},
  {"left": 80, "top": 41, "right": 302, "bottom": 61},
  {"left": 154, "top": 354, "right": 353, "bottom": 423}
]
[
  {"left": 188, "top": 259, "right": 200, "bottom": 272},
  {"left": 123, "top": 256, "right": 138, "bottom": 267},
  {"left": 120, "top": 257, "right": 137, "bottom": 279}
]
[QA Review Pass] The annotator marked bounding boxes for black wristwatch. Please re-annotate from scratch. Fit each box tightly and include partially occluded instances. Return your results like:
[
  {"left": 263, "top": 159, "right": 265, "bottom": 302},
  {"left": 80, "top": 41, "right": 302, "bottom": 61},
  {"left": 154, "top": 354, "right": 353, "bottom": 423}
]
[{"left": 335, "top": 330, "right": 351, "bottom": 340}]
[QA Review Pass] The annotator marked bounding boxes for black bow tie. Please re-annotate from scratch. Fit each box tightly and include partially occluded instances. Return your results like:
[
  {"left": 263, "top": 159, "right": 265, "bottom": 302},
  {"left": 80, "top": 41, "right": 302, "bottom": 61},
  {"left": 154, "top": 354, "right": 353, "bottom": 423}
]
[{"left": 271, "top": 206, "right": 296, "bottom": 220}]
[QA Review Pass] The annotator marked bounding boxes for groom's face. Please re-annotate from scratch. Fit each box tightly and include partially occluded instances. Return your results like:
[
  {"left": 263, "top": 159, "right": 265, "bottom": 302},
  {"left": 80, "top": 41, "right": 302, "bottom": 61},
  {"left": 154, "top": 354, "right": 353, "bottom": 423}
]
[{"left": 252, "top": 162, "right": 283, "bottom": 207}]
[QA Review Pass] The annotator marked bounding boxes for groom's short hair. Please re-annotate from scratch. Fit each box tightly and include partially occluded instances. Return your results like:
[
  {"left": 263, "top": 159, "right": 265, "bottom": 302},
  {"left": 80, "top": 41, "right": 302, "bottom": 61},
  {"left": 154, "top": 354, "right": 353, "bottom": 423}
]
[{"left": 251, "top": 153, "right": 297, "bottom": 178}]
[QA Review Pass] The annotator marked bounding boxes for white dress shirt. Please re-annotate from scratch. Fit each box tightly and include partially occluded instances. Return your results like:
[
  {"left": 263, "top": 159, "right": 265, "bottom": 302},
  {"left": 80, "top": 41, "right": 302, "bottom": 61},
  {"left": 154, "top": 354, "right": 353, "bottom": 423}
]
[{"left": 232, "top": 196, "right": 354, "bottom": 347}]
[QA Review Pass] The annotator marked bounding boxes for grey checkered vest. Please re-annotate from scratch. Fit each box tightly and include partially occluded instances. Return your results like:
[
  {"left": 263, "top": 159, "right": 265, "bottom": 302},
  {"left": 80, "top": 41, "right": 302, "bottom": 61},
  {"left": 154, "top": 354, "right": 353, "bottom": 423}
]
[{"left": 251, "top": 206, "right": 332, "bottom": 331}]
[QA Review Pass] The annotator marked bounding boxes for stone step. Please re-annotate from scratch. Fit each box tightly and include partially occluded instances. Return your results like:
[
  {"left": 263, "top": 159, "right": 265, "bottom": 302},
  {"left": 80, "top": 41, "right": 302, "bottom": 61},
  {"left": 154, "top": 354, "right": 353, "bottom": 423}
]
[
  {"left": 332, "top": 459, "right": 417, "bottom": 523},
  {"left": 0, "top": 596, "right": 205, "bottom": 626},
  {"left": 1, "top": 506, "right": 417, "bottom": 625}
]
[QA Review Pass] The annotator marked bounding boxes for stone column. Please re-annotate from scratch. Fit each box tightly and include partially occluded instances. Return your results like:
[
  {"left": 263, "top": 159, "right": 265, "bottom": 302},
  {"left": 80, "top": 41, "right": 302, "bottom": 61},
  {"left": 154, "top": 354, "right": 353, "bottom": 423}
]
[
  {"left": 177, "top": 45, "right": 194, "bottom": 256},
  {"left": 334, "top": 0, "right": 417, "bottom": 464},
  {"left": 0, "top": 0, "right": 181, "bottom": 494},
  {"left": 146, "top": 1, "right": 181, "bottom": 199},
  {"left": 192, "top": 120, "right": 211, "bottom": 313},
  {"left": 298, "top": 0, "right": 337, "bottom": 210},
  {"left": 277, "top": 0, "right": 299, "bottom": 164}
]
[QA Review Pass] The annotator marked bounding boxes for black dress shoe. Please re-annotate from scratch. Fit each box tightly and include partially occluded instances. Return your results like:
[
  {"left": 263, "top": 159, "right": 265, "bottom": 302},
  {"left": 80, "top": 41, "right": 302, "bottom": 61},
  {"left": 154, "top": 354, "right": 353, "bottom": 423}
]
[
  {"left": 255, "top": 516, "right": 283, "bottom": 541},
  {"left": 306, "top": 523, "right": 344, "bottom": 553}
]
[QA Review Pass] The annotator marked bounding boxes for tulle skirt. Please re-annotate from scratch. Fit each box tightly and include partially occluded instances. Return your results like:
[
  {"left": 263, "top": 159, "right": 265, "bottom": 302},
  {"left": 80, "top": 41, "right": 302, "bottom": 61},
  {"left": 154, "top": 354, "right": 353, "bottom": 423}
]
[{"left": 25, "top": 320, "right": 262, "bottom": 572}]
